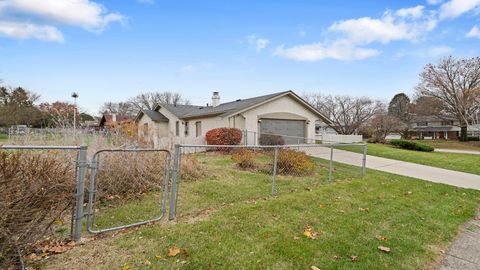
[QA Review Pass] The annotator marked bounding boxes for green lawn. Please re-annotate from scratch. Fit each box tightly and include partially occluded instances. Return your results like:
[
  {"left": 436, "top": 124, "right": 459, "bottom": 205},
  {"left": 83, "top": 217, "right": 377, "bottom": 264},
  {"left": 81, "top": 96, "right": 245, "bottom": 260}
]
[
  {"left": 420, "top": 140, "right": 480, "bottom": 151},
  {"left": 0, "top": 133, "right": 8, "bottom": 142},
  {"left": 42, "top": 153, "right": 480, "bottom": 270},
  {"left": 339, "top": 143, "right": 480, "bottom": 175}
]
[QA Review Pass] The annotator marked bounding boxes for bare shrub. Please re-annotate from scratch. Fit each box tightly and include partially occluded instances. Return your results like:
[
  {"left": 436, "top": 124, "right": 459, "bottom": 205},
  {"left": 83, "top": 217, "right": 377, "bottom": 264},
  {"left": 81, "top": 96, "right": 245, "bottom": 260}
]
[
  {"left": 92, "top": 151, "right": 167, "bottom": 202},
  {"left": 180, "top": 154, "right": 206, "bottom": 181},
  {"left": 232, "top": 149, "right": 256, "bottom": 169},
  {"left": 0, "top": 151, "right": 75, "bottom": 269},
  {"left": 259, "top": 134, "right": 285, "bottom": 146},
  {"left": 277, "top": 149, "right": 315, "bottom": 176}
]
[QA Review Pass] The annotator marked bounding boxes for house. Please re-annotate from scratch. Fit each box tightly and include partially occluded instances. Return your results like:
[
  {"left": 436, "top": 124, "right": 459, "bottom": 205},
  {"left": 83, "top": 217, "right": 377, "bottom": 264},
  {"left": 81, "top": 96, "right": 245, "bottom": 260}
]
[
  {"left": 135, "top": 91, "right": 331, "bottom": 146},
  {"left": 99, "top": 114, "right": 134, "bottom": 130},
  {"left": 409, "top": 115, "right": 460, "bottom": 140}
]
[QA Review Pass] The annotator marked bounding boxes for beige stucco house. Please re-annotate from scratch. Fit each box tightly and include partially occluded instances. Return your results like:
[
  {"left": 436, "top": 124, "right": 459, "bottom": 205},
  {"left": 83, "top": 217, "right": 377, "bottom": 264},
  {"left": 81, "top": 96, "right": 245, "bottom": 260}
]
[{"left": 135, "top": 90, "right": 331, "bottom": 146}]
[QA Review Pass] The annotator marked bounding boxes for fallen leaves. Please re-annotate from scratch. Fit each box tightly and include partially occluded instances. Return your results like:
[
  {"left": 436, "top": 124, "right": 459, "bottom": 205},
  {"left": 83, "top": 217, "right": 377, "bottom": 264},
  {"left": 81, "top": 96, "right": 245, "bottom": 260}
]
[
  {"left": 168, "top": 247, "right": 181, "bottom": 257},
  {"left": 378, "top": 246, "right": 391, "bottom": 253},
  {"left": 376, "top": 235, "right": 389, "bottom": 241},
  {"left": 358, "top": 207, "right": 369, "bottom": 212},
  {"left": 350, "top": 255, "right": 358, "bottom": 262},
  {"left": 311, "top": 266, "right": 320, "bottom": 270},
  {"left": 303, "top": 225, "right": 320, "bottom": 240}
]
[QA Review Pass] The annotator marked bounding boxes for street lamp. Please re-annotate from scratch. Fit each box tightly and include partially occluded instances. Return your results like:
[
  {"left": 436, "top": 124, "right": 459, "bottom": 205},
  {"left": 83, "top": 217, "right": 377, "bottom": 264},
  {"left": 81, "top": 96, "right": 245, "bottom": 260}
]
[{"left": 71, "top": 92, "right": 79, "bottom": 135}]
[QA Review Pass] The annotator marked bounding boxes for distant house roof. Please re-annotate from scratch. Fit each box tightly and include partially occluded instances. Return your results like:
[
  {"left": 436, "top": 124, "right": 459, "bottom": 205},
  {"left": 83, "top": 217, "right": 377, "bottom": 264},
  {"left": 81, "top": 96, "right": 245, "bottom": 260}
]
[
  {"left": 153, "top": 91, "right": 332, "bottom": 124},
  {"left": 135, "top": 110, "right": 169, "bottom": 123},
  {"left": 411, "top": 115, "right": 457, "bottom": 123},
  {"left": 411, "top": 126, "right": 461, "bottom": 132},
  {"left": 99, "top": 114, "right": 134, "bottom": 126}
]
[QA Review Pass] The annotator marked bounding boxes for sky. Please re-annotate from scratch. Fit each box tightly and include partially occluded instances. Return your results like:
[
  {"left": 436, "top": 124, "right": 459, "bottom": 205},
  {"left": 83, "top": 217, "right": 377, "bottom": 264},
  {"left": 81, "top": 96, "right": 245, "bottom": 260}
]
[{"left": 1, "top": 0, "right": 480, "bottom": 114}]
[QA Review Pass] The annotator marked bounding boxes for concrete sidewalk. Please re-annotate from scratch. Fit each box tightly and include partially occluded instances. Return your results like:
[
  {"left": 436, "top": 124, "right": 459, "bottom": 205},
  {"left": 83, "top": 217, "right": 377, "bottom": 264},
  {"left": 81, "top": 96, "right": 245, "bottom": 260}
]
[
  {"left": 438, "top": 214, "right": 480, "bottom": 270},
  {"left": 304, "top": 147, "right": 480, "bottom": 190},
  {"left": 435, "top": 148, "right": 480, "bottom": 155}
]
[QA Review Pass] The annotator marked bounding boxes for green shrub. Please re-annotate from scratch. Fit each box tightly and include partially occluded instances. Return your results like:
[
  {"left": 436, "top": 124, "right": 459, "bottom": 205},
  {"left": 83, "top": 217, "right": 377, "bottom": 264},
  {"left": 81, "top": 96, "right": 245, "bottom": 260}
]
[
  {"left": 466, "top": 136, "right": 480, "bottom": 142},
  {"left": 388, "top": 139, "right": 434, "bottom": 152},
  {"left": 277, "top": 149, "right": 315, "bottom": 176},
  {"left": 232, "top": 149, "right": 256, "bottom": 169}
]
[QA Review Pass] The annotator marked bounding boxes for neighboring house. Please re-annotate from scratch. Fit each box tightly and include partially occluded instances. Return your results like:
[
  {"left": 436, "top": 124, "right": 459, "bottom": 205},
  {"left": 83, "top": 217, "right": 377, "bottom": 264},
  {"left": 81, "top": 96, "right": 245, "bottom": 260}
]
[
  {"left": 135, "top": 91, "right": 331, "bottom": 146},
  {"left": 99, "top": 114, "right": 134, "bottom": 130},
  {"left": 409, "top": 115, "right": 460, "bottom": 140}
]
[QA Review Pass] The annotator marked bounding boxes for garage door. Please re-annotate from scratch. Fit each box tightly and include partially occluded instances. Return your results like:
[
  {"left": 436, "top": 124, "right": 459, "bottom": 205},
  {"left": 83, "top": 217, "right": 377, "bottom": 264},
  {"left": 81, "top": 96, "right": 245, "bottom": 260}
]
[{"left": 260, "top": 119, "right": 305, "bottom": 144}]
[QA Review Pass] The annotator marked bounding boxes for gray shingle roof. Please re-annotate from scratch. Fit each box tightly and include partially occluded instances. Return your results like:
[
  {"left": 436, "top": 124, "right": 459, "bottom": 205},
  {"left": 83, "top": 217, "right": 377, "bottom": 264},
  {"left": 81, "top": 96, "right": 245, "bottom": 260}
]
[
  {"left": 142, "top": 110, "right": 169, "bottom": 122},
  {"left": 160, "top": 91, "right": 291, "bottom": 119}
]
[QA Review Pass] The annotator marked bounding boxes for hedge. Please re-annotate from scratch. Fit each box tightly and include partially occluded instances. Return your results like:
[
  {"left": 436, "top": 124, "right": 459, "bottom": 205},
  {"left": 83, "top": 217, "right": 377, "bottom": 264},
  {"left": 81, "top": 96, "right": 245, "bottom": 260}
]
[{"left": 388, "top": 139, "right": 434, "bottom": 152}]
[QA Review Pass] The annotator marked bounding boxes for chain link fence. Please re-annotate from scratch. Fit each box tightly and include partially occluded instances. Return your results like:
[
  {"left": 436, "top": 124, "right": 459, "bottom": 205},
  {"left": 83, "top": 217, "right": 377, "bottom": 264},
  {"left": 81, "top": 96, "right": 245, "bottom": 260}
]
[
  {"left": 86, "top": 149, "right": 171, "bottom": 234},
  {"left": 0, "top": 145, "right": 87, "bottom": 270},
  {"left": 168, "top": 143, "right": 366, "bottom": 220}
]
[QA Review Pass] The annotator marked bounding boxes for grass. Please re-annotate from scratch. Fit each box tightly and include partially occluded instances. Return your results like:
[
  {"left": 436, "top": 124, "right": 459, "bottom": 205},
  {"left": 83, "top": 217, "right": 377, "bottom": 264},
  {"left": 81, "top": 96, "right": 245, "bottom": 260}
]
[
  {"left": 419, "top": 140, "right": 480, "bottom": 151},
  {"left": 0, "top": 133, "right": 8, "bottom": 142},
  {"left": 42, "top": 153, "right": 480, "bottom": 270},
  {"left": 338, "top": 143, "right": 480, "bottom": 175}
]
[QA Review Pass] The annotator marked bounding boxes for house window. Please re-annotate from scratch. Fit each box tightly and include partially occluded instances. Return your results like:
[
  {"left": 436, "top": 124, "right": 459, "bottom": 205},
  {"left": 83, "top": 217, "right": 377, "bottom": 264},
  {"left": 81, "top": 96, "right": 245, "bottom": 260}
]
[
  {"left": 195, "top": 121, "right": 202, "bottom": 137},
  {"left": 441, "top": 121, "right": 454, "bottom": 126},
  {"left": 143, "top": 123, "right": 148, "bottom": 135},
  {"left": 175, "top": 121, "right": 180, "bottom": 136},
  {"left": 184, "top": 121, "right": 189, "bottom": 136},
  {"left": 417, "top": 122, "right": 428, "bottom": 126}
]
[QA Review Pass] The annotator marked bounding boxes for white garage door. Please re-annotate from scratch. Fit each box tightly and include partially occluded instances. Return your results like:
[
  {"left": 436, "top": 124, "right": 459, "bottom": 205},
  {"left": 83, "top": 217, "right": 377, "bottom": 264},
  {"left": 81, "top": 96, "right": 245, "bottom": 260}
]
[{"left": 260, "top": 119, "right": 305, "bottom": 144}]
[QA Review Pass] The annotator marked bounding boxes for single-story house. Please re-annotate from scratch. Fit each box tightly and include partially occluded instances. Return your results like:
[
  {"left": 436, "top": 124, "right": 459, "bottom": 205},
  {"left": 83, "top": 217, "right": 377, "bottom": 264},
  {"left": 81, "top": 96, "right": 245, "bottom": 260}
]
[
  {"left": 135, "top": 90, "right": 332, "bottom": 146},
  {"left": 409, "top": 115, "right": 460, "bottom": 140}
]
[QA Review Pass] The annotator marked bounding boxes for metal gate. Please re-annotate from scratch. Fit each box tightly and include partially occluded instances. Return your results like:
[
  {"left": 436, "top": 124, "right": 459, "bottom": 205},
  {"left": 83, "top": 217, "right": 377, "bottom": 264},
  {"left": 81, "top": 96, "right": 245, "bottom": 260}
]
[{"left": 86, "top": 149, "right": 171, "bottom": 234}]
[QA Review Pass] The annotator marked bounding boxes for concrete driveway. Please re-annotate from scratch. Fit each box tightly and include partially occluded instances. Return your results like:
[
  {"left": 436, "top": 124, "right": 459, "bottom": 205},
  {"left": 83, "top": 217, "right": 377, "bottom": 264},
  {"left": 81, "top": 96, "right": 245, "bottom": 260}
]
[{"left": 304, "top": 147, "right": 480, "bottom": 190}]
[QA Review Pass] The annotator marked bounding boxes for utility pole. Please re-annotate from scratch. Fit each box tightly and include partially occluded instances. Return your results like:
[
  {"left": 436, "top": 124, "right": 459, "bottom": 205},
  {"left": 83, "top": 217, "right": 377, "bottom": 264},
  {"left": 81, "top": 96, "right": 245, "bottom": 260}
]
[{"left": 72, "top": 92, "right": 79, "bottom": 135}]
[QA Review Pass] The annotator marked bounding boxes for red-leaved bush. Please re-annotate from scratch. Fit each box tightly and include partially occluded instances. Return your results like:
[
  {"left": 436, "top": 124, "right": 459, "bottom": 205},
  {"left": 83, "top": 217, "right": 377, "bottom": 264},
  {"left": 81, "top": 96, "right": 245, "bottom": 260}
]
[{"left": 205, "top": 128, "right": 243, "bottom": 146}]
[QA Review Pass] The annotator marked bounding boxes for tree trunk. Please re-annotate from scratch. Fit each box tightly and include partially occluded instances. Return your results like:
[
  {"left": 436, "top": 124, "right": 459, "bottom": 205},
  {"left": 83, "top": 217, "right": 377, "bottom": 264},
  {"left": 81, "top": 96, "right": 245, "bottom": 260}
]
[{"left": 460, "top": 125, "right": 468, "bottom": 141}]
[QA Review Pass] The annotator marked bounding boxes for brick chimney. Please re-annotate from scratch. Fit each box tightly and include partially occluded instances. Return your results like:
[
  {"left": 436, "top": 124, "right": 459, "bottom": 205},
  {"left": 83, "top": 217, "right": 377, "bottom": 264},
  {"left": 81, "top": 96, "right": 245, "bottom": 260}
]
[{"left": 212, "top": 91, "right": 220, "bottom": 107}]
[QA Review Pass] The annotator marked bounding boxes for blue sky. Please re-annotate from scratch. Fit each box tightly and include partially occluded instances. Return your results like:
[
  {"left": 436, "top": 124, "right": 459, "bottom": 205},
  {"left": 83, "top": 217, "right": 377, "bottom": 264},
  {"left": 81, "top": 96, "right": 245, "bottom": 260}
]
[{"left": 1, "top": 0, "right": 480, "bottom": 114}]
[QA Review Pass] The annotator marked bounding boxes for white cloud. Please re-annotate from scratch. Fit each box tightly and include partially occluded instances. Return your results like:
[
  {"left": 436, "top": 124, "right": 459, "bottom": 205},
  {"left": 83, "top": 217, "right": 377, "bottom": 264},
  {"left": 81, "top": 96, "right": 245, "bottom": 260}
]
[
  {"left": 396, "top": 5, "right": 425, "bottom": 18},
  {"left": 0, "top": 21, "right": 64, "bottom": 42},
  {"left": 298, "top": 30, "right": 306, "bottom": 37},
  {"left": 466, "top": 25, "right": 480, "bottom": 38},
  {"left": 246, "top": 34, "right": 270, "bottom": 51},
  {"left": 276, "top": 6, "right": 437, "bottom": 62},
  {"left": 439, "top": 0, "right": 480, "bottom": 19},
  {"left": 275, "top": 41, "right": 381, "bottom": 61},
  {"left": 427, "top": 0, "right": 443, "bottom": 5},
  {"left": 0, "top": 0, "right": 125, "bottom": 32},
  {"left": 328, "top": 11, "right": 436, "bottom": 45}
]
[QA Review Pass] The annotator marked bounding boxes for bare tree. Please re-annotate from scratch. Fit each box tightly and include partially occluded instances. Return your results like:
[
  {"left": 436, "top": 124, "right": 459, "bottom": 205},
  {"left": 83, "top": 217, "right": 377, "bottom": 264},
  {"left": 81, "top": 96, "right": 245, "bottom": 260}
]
[
  {"left": 369, "top": 112, "right": 405, "bottom": 142},
  {"left": 99, "top": 101, "right": 137, "bottom": 116},
  {"left": 129, "top": 91, "right": 191, "bottom": 111},
  {"left": 415, "top": 56, "right": 480, "bottom": 141},
  {"left": 304, "top": 93, "right": 383, "bottom": 134}
]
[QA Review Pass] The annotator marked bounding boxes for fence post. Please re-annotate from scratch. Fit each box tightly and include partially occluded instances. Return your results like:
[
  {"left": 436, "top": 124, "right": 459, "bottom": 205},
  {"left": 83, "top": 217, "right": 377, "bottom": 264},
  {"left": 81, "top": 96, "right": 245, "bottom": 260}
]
[
  {"left": 169, "top": 144, "right": 181, "bottom": 220},
  {"left": 72, "top": 145, "right": 88, "bottom": 241},
  {"left": 254, "top": 132, "right": 257, "bottom": 146},
  {"left": 272, "top": 146, "right": 279, "bottom": 195},
  {"left": 244, "top": 130, "right": 247, "bottom": 145},
  {"left": 362, "top": 143, "right": 367, "bottom": 177},
  {"left": 328, "top": 144, "right": 334, "bottom": 183}
]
